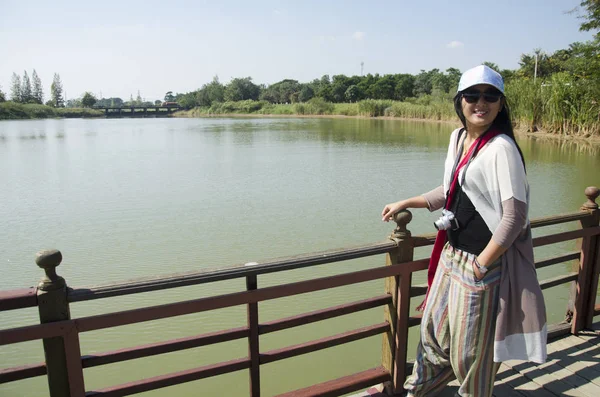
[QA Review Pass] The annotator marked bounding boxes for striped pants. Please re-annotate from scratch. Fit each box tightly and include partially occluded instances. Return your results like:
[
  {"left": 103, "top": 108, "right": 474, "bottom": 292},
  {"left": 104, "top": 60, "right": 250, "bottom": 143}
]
[{"left": 404, "top": 243, "right": 502, "bottom": 397}]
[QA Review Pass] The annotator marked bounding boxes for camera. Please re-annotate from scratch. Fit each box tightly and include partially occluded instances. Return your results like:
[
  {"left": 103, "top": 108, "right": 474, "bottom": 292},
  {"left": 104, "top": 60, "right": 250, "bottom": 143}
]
[{"left": 434, "top": 209, "right": 459, "bottom": 231}]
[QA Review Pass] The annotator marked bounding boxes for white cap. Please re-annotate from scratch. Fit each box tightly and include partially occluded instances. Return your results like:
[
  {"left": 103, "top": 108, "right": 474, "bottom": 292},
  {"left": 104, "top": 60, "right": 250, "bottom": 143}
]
[{"left": 457, "top": 65, "right": 504, "bottom": 94}]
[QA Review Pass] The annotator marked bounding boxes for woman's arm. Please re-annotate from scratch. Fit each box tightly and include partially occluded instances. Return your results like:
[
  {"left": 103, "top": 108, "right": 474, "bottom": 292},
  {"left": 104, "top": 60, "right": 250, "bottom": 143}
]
[
  {"left": 475, "top": 198, "right": 528, "bottom": 278},
  {"left": 381, "top": 185, "right": 444, "bottom": 222}
]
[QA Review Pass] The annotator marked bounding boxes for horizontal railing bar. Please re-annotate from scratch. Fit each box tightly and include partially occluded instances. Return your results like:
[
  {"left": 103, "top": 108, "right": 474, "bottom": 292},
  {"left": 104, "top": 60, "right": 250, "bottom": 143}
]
[
  {"left": 413, "top": 234, "right": 436, "bottom": 248},
  {"left": 0, "top": 287, "right": 37, "bottom": 312},
  {"left": 260, "top": 322, "right": 389, "bottom": 365},
  {"left": 0, "top": 362, "right": 46, "bottom": 384},
  {"left": 539, "top": 272, "right": 578, "bottom": 290},
  {"left": 75, "top": 260, "right": 426, "bottom": 334},
  {"left": 0, "top": 320, "right": 72, "bottom": 346},
  {"left": 530, "top": 211, "right": 593, "bottom": 228},
  {"left": 535, "top": 252, "right": 581, "bottom": 269},
  {"left": 259, "top": 295, "right": 392, "bottom": 335},
  {"left": 408, "top": 315, "right": 422, "bottom": 328},
  {"left": 410, "top": 284, "right": 428, "bottom": 297},
  {"left": 533, "top": 226, "right": 600, "bottom": 247},
  {"left": 275, "top": 366, "right": 391, "bottom": 397},
  {"left": 68, "top": 241, "right": 397, "bottom": 303},
  {"left": 85, "top": 357, "right": 250, "bottom": 397},
  {"left": 82, "top": 327, "right": 248, "bottom": 369}
]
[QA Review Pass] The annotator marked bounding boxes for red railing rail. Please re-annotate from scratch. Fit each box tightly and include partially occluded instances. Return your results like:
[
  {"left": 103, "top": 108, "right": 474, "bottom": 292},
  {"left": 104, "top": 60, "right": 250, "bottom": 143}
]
[{"left": 0, "top": 186, "right": 598, "bottom": 397}]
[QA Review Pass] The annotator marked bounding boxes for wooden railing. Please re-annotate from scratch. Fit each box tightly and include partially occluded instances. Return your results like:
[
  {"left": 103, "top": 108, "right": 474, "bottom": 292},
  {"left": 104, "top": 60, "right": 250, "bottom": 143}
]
[{"left": 0, "top": 187, "right": 599, "bottom": 397}]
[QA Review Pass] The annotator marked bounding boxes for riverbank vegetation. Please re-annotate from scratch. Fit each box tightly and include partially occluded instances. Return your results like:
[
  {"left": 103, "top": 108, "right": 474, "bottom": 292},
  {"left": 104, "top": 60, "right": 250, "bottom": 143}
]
[
  {"left": 0, "top": 102, "right": 103, "bottom": 120},
  {"left": 175, "top": 46, "right": 600, "bottom": 137}
]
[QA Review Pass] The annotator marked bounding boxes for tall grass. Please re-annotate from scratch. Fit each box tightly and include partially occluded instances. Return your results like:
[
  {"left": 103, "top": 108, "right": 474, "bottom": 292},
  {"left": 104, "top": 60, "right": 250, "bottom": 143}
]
[
  {"left": 384, "top": 101, "right": 455, "bottom": 120},
  {"left": 294, "top": 98, "right": 335, "bottom": 115},
  {"left": 507, "top": 75, "right": 600, "bottom": 136},
  {"left": 357, "top": 99, "right": 393, "bottom": 116}
]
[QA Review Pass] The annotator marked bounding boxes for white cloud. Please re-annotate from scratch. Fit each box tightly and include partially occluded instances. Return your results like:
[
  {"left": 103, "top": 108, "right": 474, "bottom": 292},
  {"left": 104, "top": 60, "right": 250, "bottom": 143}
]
[
  {"left": 447, "top": 41, "right": 464, "bottom": 49},
  {"left": 352, "top": 31, "right": 366, "bottom": 41}
]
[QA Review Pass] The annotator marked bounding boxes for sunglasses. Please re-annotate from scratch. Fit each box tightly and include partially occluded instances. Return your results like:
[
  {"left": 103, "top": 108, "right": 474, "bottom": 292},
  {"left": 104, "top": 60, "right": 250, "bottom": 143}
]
[{"left": 462, "top": 90, "right": 503, "bottom": 104}]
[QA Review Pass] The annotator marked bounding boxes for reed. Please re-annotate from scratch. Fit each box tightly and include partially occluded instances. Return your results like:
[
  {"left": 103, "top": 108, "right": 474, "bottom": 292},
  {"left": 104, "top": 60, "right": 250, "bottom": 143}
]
[{"left": 506, "top": 76, "right": 600, "bottom": 136}]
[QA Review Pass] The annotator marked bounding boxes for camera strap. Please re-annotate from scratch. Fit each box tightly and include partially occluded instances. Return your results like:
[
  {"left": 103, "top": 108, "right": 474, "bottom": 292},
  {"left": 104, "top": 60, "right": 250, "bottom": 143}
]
[{"left": 444, "top": 127, "right": 489, "bottom": 211}]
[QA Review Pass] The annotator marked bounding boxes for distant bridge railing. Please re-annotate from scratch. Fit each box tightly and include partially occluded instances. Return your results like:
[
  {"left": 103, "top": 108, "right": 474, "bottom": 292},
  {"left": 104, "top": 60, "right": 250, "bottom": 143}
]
[
  {"left": 92, "top": 105, "right": 182, "bottom": 117},
  {"left": 0, "top": 187, "right": 598, "bottom": 397}
]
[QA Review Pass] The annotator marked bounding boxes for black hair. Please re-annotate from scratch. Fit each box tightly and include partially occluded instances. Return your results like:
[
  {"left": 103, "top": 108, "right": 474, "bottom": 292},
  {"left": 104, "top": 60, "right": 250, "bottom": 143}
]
[{"left": 453, "top": 90, "right": 526, "bottom": 170}]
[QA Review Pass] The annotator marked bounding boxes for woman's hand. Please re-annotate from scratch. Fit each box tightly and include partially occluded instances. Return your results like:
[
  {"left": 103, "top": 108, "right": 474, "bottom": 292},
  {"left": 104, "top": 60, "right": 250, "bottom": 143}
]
[
  {"left": 472, "top": 261, "right": 485, "bottom": 281},
  {"left": 381, "top": 200, "right": 406, "bottom": 222}
]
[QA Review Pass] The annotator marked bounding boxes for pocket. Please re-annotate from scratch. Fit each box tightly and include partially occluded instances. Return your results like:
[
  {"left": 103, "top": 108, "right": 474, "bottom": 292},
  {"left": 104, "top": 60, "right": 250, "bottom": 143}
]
[{"left": 470, "top": 256, "right": 501, "bottom": 285}]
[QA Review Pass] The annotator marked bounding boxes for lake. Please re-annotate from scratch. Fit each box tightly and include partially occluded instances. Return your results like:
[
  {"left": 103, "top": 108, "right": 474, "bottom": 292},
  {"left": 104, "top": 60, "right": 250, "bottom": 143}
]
[{"left": 1, "top": 117, "right": 598, "bottom": 396}]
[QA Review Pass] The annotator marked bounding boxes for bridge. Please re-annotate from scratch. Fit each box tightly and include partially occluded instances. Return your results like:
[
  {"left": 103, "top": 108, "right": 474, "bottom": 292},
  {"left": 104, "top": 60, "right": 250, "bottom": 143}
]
[
  {"left": 0, "top": 186, "right": 599, "bottom": 397},
  {"left": 93, "top": 105, "right": 182, "bottom": 118}
]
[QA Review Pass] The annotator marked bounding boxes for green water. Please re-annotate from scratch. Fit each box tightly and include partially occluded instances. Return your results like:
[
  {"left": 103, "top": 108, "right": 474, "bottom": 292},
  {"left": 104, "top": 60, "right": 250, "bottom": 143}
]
[{"left": 0, "top": 117, "right": 598, "bottom": 396}]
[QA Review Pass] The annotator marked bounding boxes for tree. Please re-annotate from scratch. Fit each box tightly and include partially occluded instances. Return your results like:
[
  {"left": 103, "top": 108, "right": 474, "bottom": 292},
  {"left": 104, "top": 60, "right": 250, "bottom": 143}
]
[
  {"left": 298, "top": 85, "right": 315, "bottom": 102},
  {"left": 81, "top": 92, "right": 97, "bottom": 108},
  {"left": 177, "top": 92, "right": 197, "bottom": 109},
  {"left": 164, "top": 91, "right": 175, "bottom": 102},
  {"left": 517, "top": 49, "right": 551, "bottom": 79},
  {"left": 331, "top": 75, "right": 351, "bottom": 102},
  {"left": 0, "top": 86, "right": 5, "bottom": 102},
  {"left": 32, "top": 70, "right": 43, "bottom": 104},
  {"left": 345, "top": 85, "right": 363, "bottom": 102},
  {"left": 413, "top": 69, "right": 435, "bottom": 96},
  {"left": 370, "top": 74, "right": 396, "bottom": 99},
  {"left": 21, "top": 71, "right": 32, "bottom": 103},
  {"left": 260, "top": 79, "right": 301, "bottom": 103},
  {"left": 579, "top": 0, "right": 600, "bottom": 39},
  {"left": 10, "top": 73, "right": 21, "bottom": 102},
  {"left": 445, "top": 68, "right": 462, "bottom": 93},
  {"left": 315, "top": 74, "right": 333, "bottom": 101},
  {"left": 224, "top": 77, "right": 260, "bottom": 101},
  {"left": 394, "top": 74, "right": 415, "bottom": 100},
  {"left": 136, "top": 90, "right": 143, "bottom": 105},
  {"left": 155, "top": 100, "right": 162, "bottom": 106},
  {"left": 50, "top": 73, "right": 64, "bottom": 107},
  {"left": 66, "top": 98, "right": 82, "bottom": 108}
]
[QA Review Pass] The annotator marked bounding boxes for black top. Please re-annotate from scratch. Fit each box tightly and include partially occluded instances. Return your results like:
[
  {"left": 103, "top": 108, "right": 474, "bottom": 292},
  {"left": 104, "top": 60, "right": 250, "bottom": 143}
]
[{"left": 447, "top": 184, "right": 492, "bottom": 255}]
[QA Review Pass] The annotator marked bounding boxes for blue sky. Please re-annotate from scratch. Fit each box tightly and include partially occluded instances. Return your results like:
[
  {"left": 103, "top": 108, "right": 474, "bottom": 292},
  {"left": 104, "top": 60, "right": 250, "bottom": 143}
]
[{"left": 0, "top": 0, "right": 594, "bottom": 102}]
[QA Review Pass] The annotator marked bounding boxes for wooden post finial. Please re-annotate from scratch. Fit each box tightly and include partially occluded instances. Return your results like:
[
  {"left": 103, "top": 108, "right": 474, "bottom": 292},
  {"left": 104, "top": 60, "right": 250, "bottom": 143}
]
[
  {"left": 391, "top": 210, "right": 412, "bottom": 240},
  {"left": 36, "top": 249, "right": 65, "bottom": 291},
  {"left": 582, "top": 186, "right": 599, "bottom": 210}
]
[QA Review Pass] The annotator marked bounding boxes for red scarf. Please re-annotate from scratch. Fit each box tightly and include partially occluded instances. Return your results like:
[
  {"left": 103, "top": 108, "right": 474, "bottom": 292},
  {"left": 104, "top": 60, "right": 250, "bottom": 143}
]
[{"left": 417, "top": 129, "right": 501, "bottom": 311}]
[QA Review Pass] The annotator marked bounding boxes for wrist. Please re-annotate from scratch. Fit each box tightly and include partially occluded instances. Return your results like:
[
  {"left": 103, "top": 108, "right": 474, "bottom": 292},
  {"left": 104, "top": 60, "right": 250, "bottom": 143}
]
[{"left": 474, "top": 257, "right": 488, "bottom": 274}]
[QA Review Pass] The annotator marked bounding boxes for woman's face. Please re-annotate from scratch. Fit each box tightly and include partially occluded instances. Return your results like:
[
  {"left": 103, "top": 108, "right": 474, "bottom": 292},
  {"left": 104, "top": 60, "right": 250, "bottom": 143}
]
[{"left": 460, "top": 84, "right": 504, "bottom": 132}]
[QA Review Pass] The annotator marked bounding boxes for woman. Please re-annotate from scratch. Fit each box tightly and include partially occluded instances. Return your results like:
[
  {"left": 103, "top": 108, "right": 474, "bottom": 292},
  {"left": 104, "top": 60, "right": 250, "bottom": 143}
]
[{"left": 381, "top": 65, "right": 547, "bottom": 397}]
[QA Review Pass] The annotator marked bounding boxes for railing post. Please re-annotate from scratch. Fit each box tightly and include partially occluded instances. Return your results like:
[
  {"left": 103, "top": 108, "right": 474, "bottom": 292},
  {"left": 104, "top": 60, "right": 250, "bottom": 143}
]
[
  {"left": 570, "top": 187, "right": 599, "bottom": 334},
  {"left": 36, "top": 249, "right": 73, "bottom": 397},
  {"left": 246, "top": 274, "right": 260, "bottom": 397},
  {"left": 382, "top": 210, "right": 413, "bottom": 395}
]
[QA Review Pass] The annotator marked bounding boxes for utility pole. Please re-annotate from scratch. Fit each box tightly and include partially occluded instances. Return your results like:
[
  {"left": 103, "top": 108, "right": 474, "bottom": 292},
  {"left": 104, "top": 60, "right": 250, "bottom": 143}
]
[
  {"left": 361, "top": 61, "right": 364, "bottom": 76},
  {"left": 534, "top": 53, "right": 538, "bottom": 83}
]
